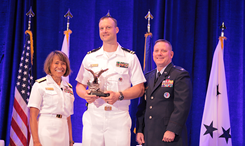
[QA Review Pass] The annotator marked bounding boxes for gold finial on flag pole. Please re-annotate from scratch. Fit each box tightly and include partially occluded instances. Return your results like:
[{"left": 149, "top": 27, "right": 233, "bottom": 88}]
[
  {"left": 26, "top": 7, "right": 35, "bottom": 30},
  {"left": 219, "top": 22, "right": 227, "bottom": 49},
  {"left": 220, "top": 22, "right": 226, "bottom": 37},
  {"left": 26, "top": 7, "right": 35, "bottom": 65},
  {"left": 64, "top": 9, "right": 73, "bottom": 31},
  {"left": 145, "top": 10, "right": 153, "bottom": 33},
  {"left": 106, "top": 10, "right": 111, "bottom": 17}
]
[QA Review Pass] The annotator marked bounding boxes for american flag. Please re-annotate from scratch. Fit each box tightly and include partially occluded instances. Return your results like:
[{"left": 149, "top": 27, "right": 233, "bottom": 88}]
[{"left": 9, "top": 30, "right": 34, "bottom": 146}]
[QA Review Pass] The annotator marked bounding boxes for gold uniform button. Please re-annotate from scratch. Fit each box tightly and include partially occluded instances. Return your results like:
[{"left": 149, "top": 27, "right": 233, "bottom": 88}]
[
  {"left": 149, "top": 116, "right": 152, "bottom": 119},
  {"left": 151, "top": 96, "right": 154, "bottom": 99},
  {"left": 149, "top": 106, "right": 152, "bottom": 109}
]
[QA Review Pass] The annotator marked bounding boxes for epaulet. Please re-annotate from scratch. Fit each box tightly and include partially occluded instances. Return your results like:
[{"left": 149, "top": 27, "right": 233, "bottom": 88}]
[
  {"left": 122, "top": 47, "right": 135, "bottom": 54},
  {"left": 174, "top": 65, "right": 186, "bottom": 71},
  {"left": 36, "top": 77, "right": 46, "bottom": 83},
  {"left": 68, "top": 83, "right": 72, "bottom": 88},
  {"left": 87, "top": 47, "right": 101, "bottom": 54}
]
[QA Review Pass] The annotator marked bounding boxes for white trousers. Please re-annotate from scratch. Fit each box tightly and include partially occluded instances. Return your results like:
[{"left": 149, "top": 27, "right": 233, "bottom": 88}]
[{"left": 82, "top": 105, "right": 132, "bottom": 146}]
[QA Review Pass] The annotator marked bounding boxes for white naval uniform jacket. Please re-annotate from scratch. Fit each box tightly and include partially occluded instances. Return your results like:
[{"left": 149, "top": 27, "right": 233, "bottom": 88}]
[
  {"left": 76, "top": 44, "right": 146, "bottom": 111},
  {"left": 28, "top": 74, "right": 74, "bottom": 116},
  {"left": 28, "top": 75, "right": 74, "bottom": 146}
]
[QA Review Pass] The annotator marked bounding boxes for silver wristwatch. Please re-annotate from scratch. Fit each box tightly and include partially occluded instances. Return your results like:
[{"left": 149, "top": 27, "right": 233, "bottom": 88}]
[{"left": 118, "top": 91, "right": 124, "bottom": 100}]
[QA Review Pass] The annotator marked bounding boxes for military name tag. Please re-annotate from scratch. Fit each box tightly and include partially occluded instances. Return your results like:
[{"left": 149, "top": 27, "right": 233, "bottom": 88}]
[
  {"left": 45, "top": 87, "right": 54, "bottom": 90},
  {"left": 162, "top": 79, "right": 173, "bottom": 87},
  {"left": 90, "top": 64, "right": 98, "bottom": 67}
]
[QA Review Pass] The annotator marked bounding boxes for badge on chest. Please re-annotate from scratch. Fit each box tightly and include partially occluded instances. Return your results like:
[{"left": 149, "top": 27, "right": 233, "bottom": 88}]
[
  {"left": 161, "top": 79, "right": 173, "bottom": 87},
  {"left": 63, "top": 86, "right": 74, "bottom": 95}
]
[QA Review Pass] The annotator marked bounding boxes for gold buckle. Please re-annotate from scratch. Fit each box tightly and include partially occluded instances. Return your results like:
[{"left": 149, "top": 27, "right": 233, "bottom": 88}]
[
  {"left": 56, "top": 114, "right": 62, "bottom": 118},
  {"left": 104, "top": 106, "right": 112, "bottom": 111}
]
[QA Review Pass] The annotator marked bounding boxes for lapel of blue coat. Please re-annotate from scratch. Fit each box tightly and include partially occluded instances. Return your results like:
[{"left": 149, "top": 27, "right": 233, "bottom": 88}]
[
  {"left": 147, "top": 69, "right": 157, "bottom": 93},
  {"left": 151, "top": 63, "right": 174, "bottom": 94}
]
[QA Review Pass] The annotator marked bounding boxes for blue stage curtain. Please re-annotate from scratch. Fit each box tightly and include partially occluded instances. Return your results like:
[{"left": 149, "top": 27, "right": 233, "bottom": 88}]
[{"left": 0, "top": 0, "right": 244, "bottom": 145}]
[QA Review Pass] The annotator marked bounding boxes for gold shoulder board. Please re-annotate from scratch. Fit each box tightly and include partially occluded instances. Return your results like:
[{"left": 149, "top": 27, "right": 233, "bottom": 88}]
[{"left": 36, "top": 77, "right": 46, "bottom": 83}]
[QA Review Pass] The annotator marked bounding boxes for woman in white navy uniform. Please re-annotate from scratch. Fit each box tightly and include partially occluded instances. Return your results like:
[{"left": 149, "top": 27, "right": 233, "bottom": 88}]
[{"left": 28, "top": 51, "right": 74, "bottom": 146}]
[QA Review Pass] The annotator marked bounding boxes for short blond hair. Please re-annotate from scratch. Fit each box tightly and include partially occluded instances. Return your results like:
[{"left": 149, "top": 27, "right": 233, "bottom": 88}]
[
  {"left": 99, "top": 16, "right": 118, "bottom": 27},
  {"left": 44, "top": 50, "right": 71, "bottom": 77},
  {"left": 155, "top": 39, "right": 173, "bottom": 51}
]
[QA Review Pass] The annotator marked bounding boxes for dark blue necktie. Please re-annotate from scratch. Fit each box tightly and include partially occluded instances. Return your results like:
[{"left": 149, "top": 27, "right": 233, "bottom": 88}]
[{"left": 154, "top": 72, "right": 161, "bottom": 86}]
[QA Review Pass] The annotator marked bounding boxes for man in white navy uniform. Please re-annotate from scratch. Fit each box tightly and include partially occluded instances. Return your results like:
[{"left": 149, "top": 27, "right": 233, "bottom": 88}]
[{"left": 76, "top": 14, "right": 146, "bottom": 146}]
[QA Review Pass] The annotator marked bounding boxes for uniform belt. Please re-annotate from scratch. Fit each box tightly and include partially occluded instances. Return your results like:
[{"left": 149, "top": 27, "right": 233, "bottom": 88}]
[
  {"left": 88, "top": 103, "right": 129, "bottom": 112},
  {"left": 40, "top": 113, "right": 67, "bottom": 119},
  {"left": 104, "top": 105, "right": 112, "bottom": 111}
]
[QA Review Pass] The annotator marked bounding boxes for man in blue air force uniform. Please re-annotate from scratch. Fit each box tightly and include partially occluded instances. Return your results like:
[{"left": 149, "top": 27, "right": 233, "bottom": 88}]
[{"left": 136, "top": 39, "right": 192, "bottom": 146}]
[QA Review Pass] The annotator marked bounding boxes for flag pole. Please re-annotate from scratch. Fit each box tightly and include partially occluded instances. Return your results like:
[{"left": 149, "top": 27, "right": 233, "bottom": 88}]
[
  {"left": 145, "top": 10, "right": 153, "bottom": 33},
  {"left": 134, "top": 10, "right": 154, "bottom": 135},
  {"left": 64, "top": 9, "right": 73, "bottom": 31},
  {"left": 143, "top": 10, "right": 153, "bottom": 72},
  {"left": 26, "top": 7, "right": 35, "bottom": 65},
  {"left": 9, "top": 7, "right": 35, "bottom": 146},
  {"left": 61, "top": 9, "right": 73, "bottom": 83},
  {"left": 26, "top": 7, "right": 35, "bottom": 30},
  {"left": 219, "top": 22, "right": 227, "bottom": 49},
  {"left": 64, "top": 9, "right": 73, "bottom": 43},
  {"left": 220, "top": 22, "right": 226, "bottom": 37}
]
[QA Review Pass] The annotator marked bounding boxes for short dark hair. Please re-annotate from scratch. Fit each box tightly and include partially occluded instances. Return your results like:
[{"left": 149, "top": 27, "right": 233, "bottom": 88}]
[
  {"left": 99, "top": 16, "right": 118, "bottom": 27},
  {"left": 155, "top": 39, "right": 172, "bottom": 51},
  {"left": 44, "top": 50, "right": 72, "bottom": 77}
]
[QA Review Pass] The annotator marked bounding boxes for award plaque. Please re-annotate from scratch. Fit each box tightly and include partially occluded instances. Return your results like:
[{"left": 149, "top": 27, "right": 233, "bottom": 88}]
[{"left": 86, "top": 68, "right": 110, "bottom": 97}]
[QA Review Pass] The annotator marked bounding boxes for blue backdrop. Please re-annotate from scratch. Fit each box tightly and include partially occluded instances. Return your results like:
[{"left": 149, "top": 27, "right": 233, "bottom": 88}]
[{"left": 0, "top": 0, "right": 244, "bottom": 145}]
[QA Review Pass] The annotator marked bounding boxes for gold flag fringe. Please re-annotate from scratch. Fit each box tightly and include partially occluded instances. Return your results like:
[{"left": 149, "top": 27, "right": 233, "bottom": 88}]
[
  {"left": 64, "top": 29, "right": 72, "bottom": 43},
  {"left": 25, "top": 30, "right": 34, "bottom": 65},
  {"left": 219, "top": 36, "right": 227, "bottom": 50}
]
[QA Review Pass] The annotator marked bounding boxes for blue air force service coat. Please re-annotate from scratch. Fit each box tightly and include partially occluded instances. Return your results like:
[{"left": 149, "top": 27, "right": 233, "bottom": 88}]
[{"left": 136, "top": 63, "right": 192, "bottom": 146}]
